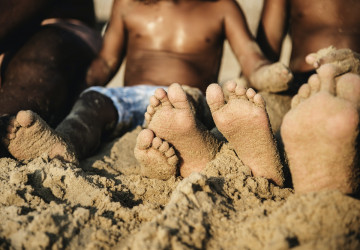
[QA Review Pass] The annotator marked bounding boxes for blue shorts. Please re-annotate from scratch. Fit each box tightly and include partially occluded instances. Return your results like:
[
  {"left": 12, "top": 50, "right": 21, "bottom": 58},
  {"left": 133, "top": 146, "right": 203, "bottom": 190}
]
[{"left": 82, "top": 85, "right": 167, "bottom": 130}]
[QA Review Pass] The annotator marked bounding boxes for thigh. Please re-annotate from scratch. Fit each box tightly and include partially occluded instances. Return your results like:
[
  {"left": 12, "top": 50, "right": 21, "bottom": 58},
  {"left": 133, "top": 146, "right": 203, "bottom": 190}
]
[{"left": 0, "top": 25, "right": 97, "bottom": 126}]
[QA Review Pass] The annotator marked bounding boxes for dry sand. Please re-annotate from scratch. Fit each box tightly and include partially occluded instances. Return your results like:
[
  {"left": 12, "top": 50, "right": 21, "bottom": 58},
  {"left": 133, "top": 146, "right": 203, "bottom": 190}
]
[
  {"left": 0, "top": 127, "right": 359, "bottom": 249},
  {"left": 1, "top": 1, "right": 359, "bottom": 249}
]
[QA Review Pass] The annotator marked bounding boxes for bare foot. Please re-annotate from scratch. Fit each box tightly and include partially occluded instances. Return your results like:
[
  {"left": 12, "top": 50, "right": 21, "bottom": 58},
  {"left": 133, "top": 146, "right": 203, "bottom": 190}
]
[
  {"left": 249, "top": 62, "right": 293, "bottom": 93},
  {"left": 134, "top": 129, "right": 178, "bottom": 180},
  {"left": 2, "top": 110, "right": 77, "bottom": 163},
  {"left": 145, "top": 83, "right": 221, "bottom": 177},
  {"left": 305, "top": 46, "right": 360, "bottom": 75},
  {"left": 206, "top": 81, "right": 284, "bottom": 186},
  {"left": 281, "top": 64, "right": 360, "bottom": 194}
]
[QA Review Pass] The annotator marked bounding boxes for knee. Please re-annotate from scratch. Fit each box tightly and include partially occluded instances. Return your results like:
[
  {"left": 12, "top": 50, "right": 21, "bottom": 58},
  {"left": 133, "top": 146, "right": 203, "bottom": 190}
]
[{"left": 78, "top": 90, "right": 115, "bottom": 110}]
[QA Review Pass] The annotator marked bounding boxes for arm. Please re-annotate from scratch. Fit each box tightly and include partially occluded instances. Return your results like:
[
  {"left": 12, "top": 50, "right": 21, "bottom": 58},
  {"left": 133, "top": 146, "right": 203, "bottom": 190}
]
[
  {"left": 256, "top": 0, "right": 289, "bottom": 62},
  {"left": 86, "top": 0, "right": 127, "bottom": 87},
  {"left": 224, "top": 0, "right": 292, "bottom": 92}
]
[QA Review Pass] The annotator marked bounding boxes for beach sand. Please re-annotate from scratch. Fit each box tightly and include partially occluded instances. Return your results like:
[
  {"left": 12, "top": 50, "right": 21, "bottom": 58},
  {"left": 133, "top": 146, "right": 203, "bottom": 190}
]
[
  {"left": 0, "top": 127, "right": 359, "bottom": 249},
  {"left": 0, "top": 1, "right": 359, "bottom": 249}
]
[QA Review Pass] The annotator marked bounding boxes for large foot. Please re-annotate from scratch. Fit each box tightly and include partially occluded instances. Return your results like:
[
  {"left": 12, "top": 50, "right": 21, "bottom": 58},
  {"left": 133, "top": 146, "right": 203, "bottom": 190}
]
[
  {"left": 145, "top": 83, "right": 220, "bottom": 177},
  {"left": 2, "top": 110, "right": 77, "bottom": 163},
  {"left": 281, "top": 65, "right": 360, "bottom": 194},
  {"left": 206, "top": 81, "right": 284, "bottom": 186},
  {"left": 134, "top": 129, "right": 178, "bottom": 180}
]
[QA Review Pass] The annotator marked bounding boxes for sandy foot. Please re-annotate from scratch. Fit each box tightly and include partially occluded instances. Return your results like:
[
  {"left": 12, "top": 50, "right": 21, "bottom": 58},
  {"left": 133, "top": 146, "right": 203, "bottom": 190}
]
[
  {"left": 2, "top": 110, "right": 77, "bottom": 164},
  {"left": 306, "top": 46, "right": 360, "bottom": 75},
  {"left": 249, "top": 62, "right": 293, "bottom": 93},
  {"left": 134, "top": 129, "right": 178, "bottom": 180},
  {"left": 206, "top": 81, "right": 284, "bottom": 186},
  {"left": 281, "top": 65, "right": 360, "bottom": 194},
  {"left": 144, "top": 83, "right": 220, "bottom": 177}
]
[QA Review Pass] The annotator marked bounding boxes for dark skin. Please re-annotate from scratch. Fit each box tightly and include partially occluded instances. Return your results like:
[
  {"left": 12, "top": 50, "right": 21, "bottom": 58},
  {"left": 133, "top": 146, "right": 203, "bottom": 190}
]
[
  {"left": 257, "top": 0, "right": 360, "bottom": 75},
  {"left": 86, "top": 0, "right": 292, "bottom": 94},
  {"left": 0, "top": 0, "right": 98, "bottom": 126},
  {"left": 1, "top": 0, "right": 293, "bottom": 161}
]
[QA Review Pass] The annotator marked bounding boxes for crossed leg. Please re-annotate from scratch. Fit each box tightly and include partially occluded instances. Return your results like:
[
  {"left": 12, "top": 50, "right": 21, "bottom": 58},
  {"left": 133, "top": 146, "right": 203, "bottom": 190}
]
[
  {"left": 134, "top": 83, "right": 221, "bottom": 178},
  {"left": 281, "top": 65, "right": 360, "bottom": 194}
]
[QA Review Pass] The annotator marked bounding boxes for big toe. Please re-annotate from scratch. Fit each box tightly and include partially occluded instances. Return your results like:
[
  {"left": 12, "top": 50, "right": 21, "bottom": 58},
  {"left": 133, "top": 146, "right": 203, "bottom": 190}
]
[
  {"left": 16, "top": 110, "right": 36, "bottom": 128},
  {"left": 168, "top": 83, "right": 190, "bottom": 109},
  {"left": 136, "top": 129, "right": 155, "bottom": 150},
  {"left": 206, "top": 83, "right": 225, "bottom": 112}
]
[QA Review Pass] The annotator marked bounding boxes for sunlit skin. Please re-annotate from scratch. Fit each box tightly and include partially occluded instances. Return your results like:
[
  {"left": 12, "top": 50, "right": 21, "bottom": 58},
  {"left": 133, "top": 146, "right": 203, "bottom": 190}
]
[
  {"left": 86, "top": 0, "right": 288, "bottom": 93},
  {"left": 257, "top": 0, "right": 360, "bottom": 73}
]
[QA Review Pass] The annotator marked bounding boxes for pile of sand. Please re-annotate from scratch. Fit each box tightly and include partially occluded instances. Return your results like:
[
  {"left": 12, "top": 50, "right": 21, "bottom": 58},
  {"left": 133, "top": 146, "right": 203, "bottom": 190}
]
[{"left": 0, "top": 127, "right": 359, "bottom": 249}]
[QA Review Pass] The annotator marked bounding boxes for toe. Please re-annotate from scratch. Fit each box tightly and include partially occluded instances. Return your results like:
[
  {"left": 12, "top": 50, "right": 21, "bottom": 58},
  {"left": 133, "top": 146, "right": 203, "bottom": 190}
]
[
  {"left": 144, "top": 113, "right": 152, "bottom": 126},
  {"left": 305, "top": 53, "right": 319, "bottom": 67},
  {"left": 245, "top": 88, "right": 256, "bottom": 101},
  {"left": 146, "top": 105, "right": 156, "bottom": 115},
  {"left": 298, "top": 84, "right": 311, "bottom": 99},
  {"left": 159, "top": 141, "right": 170, "bottom": 153},
  {"left": 136, "top": 129, "right": 154, "bottom": 150},
  {"left": 16, "top": 110, "right": 36, "bottom": 128},
  {"left": 168, "top": 83, "right": 190, "bottom": 110},
  {"left": 308, "top": 74, "right": 321, "bottom": 93},
  {"left": 152, "top": 137, "right": 162, "bottom": 149},
  {"left": 291, "top": 95, "right": 301, "bottom": 108},
  {"left": 168, "top": 155, "right": 178, "bottom": 166},
  {"left": 317, "top": 64, "right": 337, "bottom": 94},
  {"left": 337, "top": 73, "right": 360, "bottom": 107},
  {"left": 206, "top": 83, "right": 226, "bottom": 112},
  {"left": 253, "top": 93, "right": 265, "bottom": 108},
  {"left": 149, "top": 95, "right": 161, "bottom": 107},
  {"left": 235, "top": 84, "right": 247, "bottom": 99},
  {"left": 155, "top": 88, "right": 172, "bottom": 107},
  {"left": 224, "top": 81, "right": 237, "bottom": 99},
  {"left": 165, "top": 147, "right": 176, "bottom": 157}
]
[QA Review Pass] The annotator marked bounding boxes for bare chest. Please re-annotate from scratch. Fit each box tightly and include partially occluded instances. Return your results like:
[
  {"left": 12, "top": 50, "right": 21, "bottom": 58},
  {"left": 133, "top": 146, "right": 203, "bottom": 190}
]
[{"left": 123, "top": 2, "right": 224, "bottom": 53}]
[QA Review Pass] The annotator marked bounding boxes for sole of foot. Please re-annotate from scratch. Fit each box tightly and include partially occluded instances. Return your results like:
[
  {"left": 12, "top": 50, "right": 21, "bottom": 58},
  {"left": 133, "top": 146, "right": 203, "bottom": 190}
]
[
  {"left": 281, "top": 65, "right": 360, "bottom": 194},
  {"left": 3, "top": 110, "right": 77, "bottom": 164},
  {"left": 134, "top": 128, "right": 178, "bottom": 180},
  {"left": 145, "top": 83, "right": 220, "bottom": 178},
  {"left": 206, "top": 81, "right": 284, "bottom": 186}
]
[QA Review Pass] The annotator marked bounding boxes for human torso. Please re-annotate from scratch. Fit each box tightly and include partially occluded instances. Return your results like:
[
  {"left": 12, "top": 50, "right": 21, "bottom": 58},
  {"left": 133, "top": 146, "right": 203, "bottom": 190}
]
[
  {"left": 122, "top": 0, "right": 226, "bottom": 93},
  {"left": 289, "top": 0, "right": 360, "bottom": 72}
]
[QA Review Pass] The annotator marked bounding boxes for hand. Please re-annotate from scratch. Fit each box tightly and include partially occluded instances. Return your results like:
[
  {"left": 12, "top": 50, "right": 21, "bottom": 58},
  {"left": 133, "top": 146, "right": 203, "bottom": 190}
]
[{"left": 306, "top": 46, "right": 360, "bottom": 76}]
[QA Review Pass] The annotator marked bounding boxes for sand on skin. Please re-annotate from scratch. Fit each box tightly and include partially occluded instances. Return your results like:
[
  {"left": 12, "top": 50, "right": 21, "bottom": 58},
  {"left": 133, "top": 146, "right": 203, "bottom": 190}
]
[{"left": 1, "top": 1, "right": 359, "bottom": 248}]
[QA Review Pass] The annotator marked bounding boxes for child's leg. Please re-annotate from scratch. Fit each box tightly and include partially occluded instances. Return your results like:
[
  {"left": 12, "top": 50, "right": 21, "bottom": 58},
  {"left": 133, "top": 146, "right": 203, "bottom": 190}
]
[
  {"left": 2, "top": 90, "right": 117, "bottom": 162},
  {"left": 0, "top": 25, "right": 98, "bottom": 126},
  {"left": 2, "top": 85, "right": 162, "bottom": 162}
]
